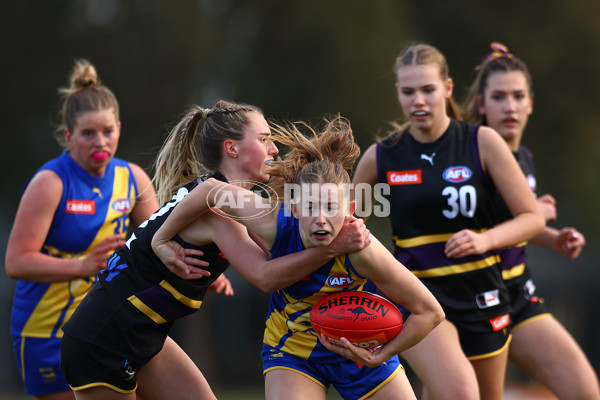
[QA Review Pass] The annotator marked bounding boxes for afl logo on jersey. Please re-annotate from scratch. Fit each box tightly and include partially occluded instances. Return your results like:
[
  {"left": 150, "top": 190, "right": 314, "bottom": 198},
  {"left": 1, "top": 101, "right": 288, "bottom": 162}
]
[
  {"left": 111, "top": 198, "right": 132, "bottom": 214},
  {"left": 443, "top": 166, "right": 472, "bottom": 183},
  {"left": 327, "top": 275, "right": 354, "bottom": 288}
]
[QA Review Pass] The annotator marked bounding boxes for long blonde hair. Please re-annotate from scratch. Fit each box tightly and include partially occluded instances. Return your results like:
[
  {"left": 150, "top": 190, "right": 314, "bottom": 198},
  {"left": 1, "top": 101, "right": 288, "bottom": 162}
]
[{"left": 153, "top": 100, "right": 262, "bottom": 204}]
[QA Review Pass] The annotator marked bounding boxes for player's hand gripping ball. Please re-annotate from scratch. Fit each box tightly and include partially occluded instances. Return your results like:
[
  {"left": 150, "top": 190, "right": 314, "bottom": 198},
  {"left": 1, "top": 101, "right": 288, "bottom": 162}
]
[{"left": 310, "top": 291, "right": 403, "bottom": 349}]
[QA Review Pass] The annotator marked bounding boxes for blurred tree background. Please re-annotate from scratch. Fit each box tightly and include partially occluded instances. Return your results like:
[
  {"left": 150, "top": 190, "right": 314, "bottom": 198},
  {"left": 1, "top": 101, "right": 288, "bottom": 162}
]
[{"left": 1, "top": 0, "right": 599, "bottom": 396}]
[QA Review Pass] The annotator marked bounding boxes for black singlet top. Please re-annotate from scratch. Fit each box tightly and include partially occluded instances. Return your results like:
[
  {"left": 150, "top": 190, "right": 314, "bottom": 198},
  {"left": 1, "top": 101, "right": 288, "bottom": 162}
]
[
  {"left": 62, "top": 174, "right": 230, "bottom": 363},
  {"left": 376, "top": 119, "right": 509, "bottom": 322}
]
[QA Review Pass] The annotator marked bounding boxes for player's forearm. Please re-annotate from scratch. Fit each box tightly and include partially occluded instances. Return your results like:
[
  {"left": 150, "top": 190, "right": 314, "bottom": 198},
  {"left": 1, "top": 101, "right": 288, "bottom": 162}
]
[
  {"left": 529, "top": 226, "right": 559, "bottom": 248},
  {"left": 6, "top": 252, "right": 91, "bottom": 282},
  {"left": 486, "top": 212, "right": 545, "bottom": 250},
  {"left": 240, "top": 246, "right": 342, "bottom": 292},
  {"left": 391, "top": 309, "right": 444, "bottom": 356}
]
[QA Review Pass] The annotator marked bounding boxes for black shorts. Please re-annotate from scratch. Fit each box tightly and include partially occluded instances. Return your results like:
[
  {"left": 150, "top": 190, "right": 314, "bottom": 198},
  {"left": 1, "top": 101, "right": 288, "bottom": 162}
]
[
  {"left": 421, "top": 270, "right": 512, "bottom": 359},
  {"left": 452, "top": 316, "right": 511, "bottom": 360},
  {"left": 508, "top": 277, "right": 550, "bottom": 331},
  {"left": 60, "top": 334, "right": 141, "bottom": 393}
]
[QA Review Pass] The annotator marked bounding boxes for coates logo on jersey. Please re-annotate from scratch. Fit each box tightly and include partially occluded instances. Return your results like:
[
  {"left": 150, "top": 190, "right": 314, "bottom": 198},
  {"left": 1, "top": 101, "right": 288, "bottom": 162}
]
[
  {"left": 66, "top": 200, "right": 95, "bottom": 214},
  {"left": 442, "top": 166, "right": 472, "bottom": 183},
  {"left": 112, "top": 198, "right": 132, "bottom": 214},
  {"left": 387, "top": 170, "right": 422, "bottom": 185},
  {"left": 327, "top": 274, "right": 355, "bottom": 289}
]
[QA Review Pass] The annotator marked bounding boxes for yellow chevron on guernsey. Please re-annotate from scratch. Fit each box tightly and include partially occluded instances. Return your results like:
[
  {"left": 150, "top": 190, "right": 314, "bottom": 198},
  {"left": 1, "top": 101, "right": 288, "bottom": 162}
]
[
  {"left": 502, "top": 263, "right": 526, "bottom": 280},
  {"left": 412, "top": 254, "right": 501, "bottom": 278},
  {"left": 43, "top": 245, "right": 86, "bottom": 260},
  {"left": 393, "top": 228, "right": 489, "bottom": 248},
  {"left": 127, "top": 280, "right": 204, "bottom": 324},
  {"left": 158, "top": 281, "right": 203, "bottom": 308},
  {"left": 128, "top": 296, "right": 168, "bottom": 324}
]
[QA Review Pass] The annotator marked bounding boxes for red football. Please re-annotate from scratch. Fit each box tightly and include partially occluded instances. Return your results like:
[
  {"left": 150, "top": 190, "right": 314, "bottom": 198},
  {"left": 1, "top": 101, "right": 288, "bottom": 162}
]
[{"left": 310, "top": 291, "right": 403, "bottom": 349}]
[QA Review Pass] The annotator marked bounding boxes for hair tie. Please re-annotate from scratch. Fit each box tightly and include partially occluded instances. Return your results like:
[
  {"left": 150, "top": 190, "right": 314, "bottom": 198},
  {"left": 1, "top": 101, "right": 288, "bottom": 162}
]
[
  {"left": 476, "top": 41, "right": 513, "bottom": 70},
  {"left": 200, "top": 108, "right": 211, "bottom": 119}
]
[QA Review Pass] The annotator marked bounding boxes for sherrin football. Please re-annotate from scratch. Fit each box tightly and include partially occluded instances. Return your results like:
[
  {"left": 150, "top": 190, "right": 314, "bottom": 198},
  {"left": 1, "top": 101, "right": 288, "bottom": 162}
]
[{"left": 310, "top": 291, "right": 403, "bottom": 349}]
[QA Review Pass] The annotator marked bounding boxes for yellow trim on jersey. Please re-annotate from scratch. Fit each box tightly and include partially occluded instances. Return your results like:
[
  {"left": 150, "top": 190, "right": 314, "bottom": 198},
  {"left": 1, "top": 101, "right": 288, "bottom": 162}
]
[
  {"left": 43, "top": 245, "right": 86, "bottom": 260},
  {"left": 411, "top": 254, "right": 500, "bottom": 278},
  {"left": 21, "top": 280, "right": 93, "bottom": 338},
  {"left": 508, "top": 241, "right": 528, "bottom": 249},
  {"left": 128, "top": 296, "right": 167, "bottom": 324},
  {"left": 502, "top": 263, "right": 526, "bottom": 280},
  {"left": 510, "top": 313, "right": 553, "bottom": 333},
  {"left": 393, "top": 233, "right": 451, "bottom": 247},
  {"left": 71, "top": 382, "right": 137, "bottom": 394},
  {"left": 468, "top": 334, "right": 512, "bottom": 361},
  {"left": 159, "top": 281, "right": 203, "bottom": 309},
  {"left": 127, "top": 280, "right": 203, "bottom": 324},
  {"left": 20, "top": 338, "right": 26, "bottom": 380},
  {"left": 358, "top": 364, "right": 403, "bottom": 400},
  {"left": 263, "top": 366, "right": 327, "bottom": 390},
  {"left": 90, "top": 166, "right": 135, "bottom": 245},
  {"left": 393, "top": 228, "right": 488, "bottom": 248}
]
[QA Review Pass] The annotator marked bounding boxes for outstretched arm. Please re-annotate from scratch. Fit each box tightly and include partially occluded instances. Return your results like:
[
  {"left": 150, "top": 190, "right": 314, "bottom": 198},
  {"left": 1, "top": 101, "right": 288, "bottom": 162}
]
[
  {"left": 193, "top": 211, "right": 370, "bottom": 292},
  {"left": 155, "top": 213, "right": 372, "bottom": 283}
]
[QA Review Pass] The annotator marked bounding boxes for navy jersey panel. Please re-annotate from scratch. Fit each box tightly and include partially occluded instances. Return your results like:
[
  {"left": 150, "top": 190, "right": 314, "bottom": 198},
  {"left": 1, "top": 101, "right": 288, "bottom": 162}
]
[{"left": 376, "top": 119, "right": 509, "bottom": 322}]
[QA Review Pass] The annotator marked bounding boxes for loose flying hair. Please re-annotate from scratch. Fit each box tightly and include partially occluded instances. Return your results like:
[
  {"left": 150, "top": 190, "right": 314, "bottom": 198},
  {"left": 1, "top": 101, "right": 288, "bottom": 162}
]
[
  {"left": 462, "top": 42, "right": 533, "bottom": 125},
  {"left": 267, "top": 116, "right": 360, "bottom": 199},
  {"left": 383, "top": 43, "right": 462, "bottom": 145},
  {"left": 153, "top": 100, "right": 262, "bottom": 204},
  {"left": 55, "top": 59, "right": 119, "bottom": 148}
]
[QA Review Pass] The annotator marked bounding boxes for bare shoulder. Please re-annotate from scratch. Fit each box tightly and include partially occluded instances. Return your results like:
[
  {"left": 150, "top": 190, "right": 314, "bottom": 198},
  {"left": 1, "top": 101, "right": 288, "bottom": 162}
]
[
  {"left": 353, "top": 143, "right": 378, "bottom": 184},
  {"left": 358, "top": 143, "right": 378, "bottom": 165},
  {"left": 24, "top": 169, "right": 63, "bottom": 201},
  {"left": 477, "top": 126, "right": 506, "bottom": 150},
  {"left": 128, "top": 162, "right": 152, "bottom": 184}
]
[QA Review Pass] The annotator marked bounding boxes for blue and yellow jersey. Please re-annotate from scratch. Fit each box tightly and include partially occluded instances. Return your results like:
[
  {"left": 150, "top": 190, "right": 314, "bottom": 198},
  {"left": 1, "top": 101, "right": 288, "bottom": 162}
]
[
  {"left": 10, "top": 151, "right": 138, "bottom": 339},
  {"left": 264, "top": 205, "right": 377, "bottom": 364}
]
